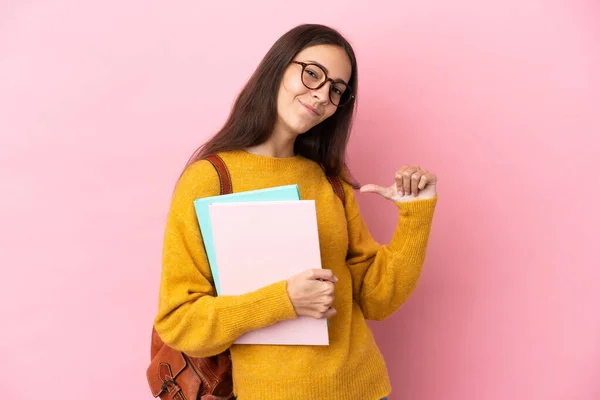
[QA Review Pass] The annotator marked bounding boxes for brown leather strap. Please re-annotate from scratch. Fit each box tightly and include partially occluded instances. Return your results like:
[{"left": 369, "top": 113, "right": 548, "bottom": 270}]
[
  {"left": 204, "top": 154, "right": 233, "bottom": 195},
  {"left": 320, "top": 164, "right": 345, "bottom": 205},
  {"left": 326, "top": 175, "right": 345, "bottom": 205}
]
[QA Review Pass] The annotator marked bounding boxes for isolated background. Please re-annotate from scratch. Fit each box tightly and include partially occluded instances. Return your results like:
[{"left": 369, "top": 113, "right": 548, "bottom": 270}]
[{"left": 1, "top": 1, "right": 598, "bottom": 399}]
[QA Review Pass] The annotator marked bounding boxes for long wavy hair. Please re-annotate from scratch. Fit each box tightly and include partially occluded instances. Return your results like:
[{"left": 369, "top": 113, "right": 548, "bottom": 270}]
[{"left": 184, "top": 23, "right": 359, "bottom": 187}]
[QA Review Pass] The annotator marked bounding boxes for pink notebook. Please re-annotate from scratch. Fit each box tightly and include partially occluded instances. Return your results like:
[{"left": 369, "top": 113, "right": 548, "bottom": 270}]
[{"left": 208, "top": 200, "right": 329, "bottom": 346}]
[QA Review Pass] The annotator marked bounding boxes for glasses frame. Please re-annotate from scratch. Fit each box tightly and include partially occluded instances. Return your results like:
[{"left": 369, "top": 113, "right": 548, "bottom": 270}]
[{"left": 291, "top": 61, "right": 355, "bottom": 107}]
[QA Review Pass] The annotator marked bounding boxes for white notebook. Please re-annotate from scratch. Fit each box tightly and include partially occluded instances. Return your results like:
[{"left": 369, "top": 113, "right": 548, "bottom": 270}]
[{"left": 208, "top": 200, "right": 329, "bottom": 345}]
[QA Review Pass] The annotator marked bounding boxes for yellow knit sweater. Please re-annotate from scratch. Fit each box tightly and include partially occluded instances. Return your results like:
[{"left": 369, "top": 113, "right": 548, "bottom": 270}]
[{"left": 154, "top": 150, "right": 438, "bottom": 400}]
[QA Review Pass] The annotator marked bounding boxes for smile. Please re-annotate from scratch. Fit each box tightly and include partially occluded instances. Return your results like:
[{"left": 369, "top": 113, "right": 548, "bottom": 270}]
[{"left": 299, "top": 101, "right": 320, "bottom": 117}]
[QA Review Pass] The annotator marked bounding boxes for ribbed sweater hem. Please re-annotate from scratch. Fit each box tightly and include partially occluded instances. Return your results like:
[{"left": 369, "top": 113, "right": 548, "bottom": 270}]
[{"left": 231, "top": 346, "right": 392, "bottom": 400}]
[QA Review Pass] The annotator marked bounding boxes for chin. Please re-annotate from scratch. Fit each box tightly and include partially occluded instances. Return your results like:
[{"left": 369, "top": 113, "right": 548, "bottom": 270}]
[
  {"left": 279, "top": 109, "right": 322, "bottom": 135},
  {"left": 286, "top": 119, "right": 318, "bottom": 136},
  {"left": 295, "top": 125, "right": 318, "bottom": 135}
]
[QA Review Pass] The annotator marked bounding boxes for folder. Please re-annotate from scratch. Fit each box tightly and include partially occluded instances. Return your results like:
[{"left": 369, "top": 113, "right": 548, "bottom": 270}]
[
  {"left": 193, "top": 185, "right": 301, "bottom": 295},
  {"left": 208, "top": 200, "right": 329, "bottom": 345}
]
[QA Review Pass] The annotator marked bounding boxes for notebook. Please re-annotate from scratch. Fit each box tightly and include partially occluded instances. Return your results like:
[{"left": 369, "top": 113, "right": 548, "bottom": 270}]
[
  {"left": 193, "top": 185, "right": 301, "bottom": 294},
  {"left": 208, "top": 200, "right": 329, "bottom": 345}
]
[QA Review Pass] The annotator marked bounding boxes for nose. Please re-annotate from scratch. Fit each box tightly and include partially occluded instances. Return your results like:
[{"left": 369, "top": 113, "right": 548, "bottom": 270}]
[{"left": 310, "top": 80, "right": 331, "bottom": 104}]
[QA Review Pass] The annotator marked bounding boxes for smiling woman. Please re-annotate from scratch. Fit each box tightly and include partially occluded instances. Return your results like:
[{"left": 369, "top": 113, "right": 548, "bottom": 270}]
[
  {"left": 291, "top": 60, "right": 353, "bottom": 106},
  {"left": 277, "top": 46, "right": 354, "bottom": 135},
  {"left": 183, "top": 24, "right": 362, "bottom": 180},
  {"left": 150, "top": 23, "right": 438, "bottom": 400}
]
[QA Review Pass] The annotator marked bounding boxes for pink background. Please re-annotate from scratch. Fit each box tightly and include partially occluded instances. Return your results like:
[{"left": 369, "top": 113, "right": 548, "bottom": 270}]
[{"left": 1, "top": 1, "right": 598, "bottom": 399}]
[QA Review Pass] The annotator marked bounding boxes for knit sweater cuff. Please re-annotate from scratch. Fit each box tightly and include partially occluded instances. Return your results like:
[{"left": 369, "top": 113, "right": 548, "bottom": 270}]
[
  {"left": 215, "top": 280, "right": 298, "bottom": 334},
  {"left": 395, "top": 194, "right": 438, "bottom": 216},
  {"left": 388, "top": 195, "right": 438, "bottom": 253}
]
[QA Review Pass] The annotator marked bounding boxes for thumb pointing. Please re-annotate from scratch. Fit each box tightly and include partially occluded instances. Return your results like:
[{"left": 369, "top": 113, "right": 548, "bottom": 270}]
[{"left": 360, "top": 184, "right": 386, "bottom": 195}]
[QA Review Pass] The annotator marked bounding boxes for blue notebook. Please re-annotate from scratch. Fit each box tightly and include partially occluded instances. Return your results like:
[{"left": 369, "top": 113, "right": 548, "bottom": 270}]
[{"left": 193, "top": 184, "right": 301, "bottom": 294}]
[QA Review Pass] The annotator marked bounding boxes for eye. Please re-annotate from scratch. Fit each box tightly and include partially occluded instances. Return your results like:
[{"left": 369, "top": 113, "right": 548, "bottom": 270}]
[
  {"left": 304, "top": 66, "right": 323, "bottom": 80},
  {"left": 331, "top": 84, "right": 346, "bottom": 96}
]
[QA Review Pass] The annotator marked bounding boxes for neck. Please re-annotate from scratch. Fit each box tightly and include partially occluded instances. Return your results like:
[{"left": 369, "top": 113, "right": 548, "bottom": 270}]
[{"left": 245, "top": 123, "right": 298, "bottom": 158}]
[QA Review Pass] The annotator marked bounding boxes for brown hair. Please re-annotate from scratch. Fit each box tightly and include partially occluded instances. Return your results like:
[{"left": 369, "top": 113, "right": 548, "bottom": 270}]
[{"left": 184, "top": 23, "right": 359, "bottom": 187}]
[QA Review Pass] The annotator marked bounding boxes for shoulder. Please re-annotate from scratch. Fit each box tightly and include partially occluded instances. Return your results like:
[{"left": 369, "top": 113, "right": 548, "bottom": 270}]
[{"left": 169, "top": 159, "right": 222, "bottom": 215}]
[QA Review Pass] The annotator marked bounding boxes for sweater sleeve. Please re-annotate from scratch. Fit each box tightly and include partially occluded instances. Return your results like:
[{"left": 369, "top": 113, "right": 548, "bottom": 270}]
[
  {"left": 153, "top": 161, "right": 298, "bottom": 358},
  {"left": 343, "top": 184, "right": 438, "bottom": 321}
]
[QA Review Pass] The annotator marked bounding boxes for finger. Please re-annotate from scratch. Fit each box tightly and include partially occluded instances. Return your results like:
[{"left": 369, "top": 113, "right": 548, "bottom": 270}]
[
  {"left": 322, "top": 307, "right": 337, "bottom": 319},
  {"left": 359, "top": 184, "right": 387, "bottom": 196},
  {"left": 326, "top": 294, "right": 335, "bottom": 306},
  {"left": 321, "top": 294, "right": 335, "bottom": 308},
  {"left": 395, "top": 172, "right": 403, "bottom": 196},
  {"left": 308, "top": 268, "right": 338, "bottom": 282},
  {"left": 426, "top": 172, "right": 437, "bottom": 185},
  {"left": 321, "top": 281, "right": 335, "bottom": 295},
  {"left": 419, "top": 172, "right": 437, "bottom": 189},
  {"left": 418, "top": 174, "right": 428, "bottom": 190},
  {"left": 411, "top": 170, "right": 426, "bottom": 196},
  {"left": 395, "top": 165, "right": 409, "bottom": 195},
  {"left": 361, "top": 184, "right": 395, "bottom": 200},
  {"left": 402, "top": 166, "right": 419, "bottom": 195}
]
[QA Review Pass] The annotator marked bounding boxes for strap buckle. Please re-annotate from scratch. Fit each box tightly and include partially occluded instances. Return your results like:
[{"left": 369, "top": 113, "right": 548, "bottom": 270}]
[
  {"left": 158, "top": 362, "right": 185, "bottom": 399},
  {"left": 161, "top": 378, "right": 185, "bottom": 399}
]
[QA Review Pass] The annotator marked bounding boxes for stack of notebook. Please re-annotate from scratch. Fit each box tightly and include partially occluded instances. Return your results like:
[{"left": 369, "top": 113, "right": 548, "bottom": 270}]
[{"left": 193, "top": 185, "right": 329, "bottom": 346}]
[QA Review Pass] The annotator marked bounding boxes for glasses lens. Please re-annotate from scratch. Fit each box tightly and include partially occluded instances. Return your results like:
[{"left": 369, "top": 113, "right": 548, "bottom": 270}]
[
  {"left": 330, "top": 82, "right": 350, "bottom": 106},
  {"left": 300, "top": 63, "right": 353, "bottom": 106},
  {"left": 301, "top": 64, "right": 326, "bottom": 89}
]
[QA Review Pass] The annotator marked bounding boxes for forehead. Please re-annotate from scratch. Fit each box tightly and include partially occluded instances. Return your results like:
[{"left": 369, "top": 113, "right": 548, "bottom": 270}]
[{"left": 294, "top": 45, "right": 352, "bottom": 83}]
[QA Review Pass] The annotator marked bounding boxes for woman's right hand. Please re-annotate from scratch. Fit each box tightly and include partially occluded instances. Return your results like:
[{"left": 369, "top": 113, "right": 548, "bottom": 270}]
[{"left": 286, "top": 269, "right": 338, "bottom": 319}]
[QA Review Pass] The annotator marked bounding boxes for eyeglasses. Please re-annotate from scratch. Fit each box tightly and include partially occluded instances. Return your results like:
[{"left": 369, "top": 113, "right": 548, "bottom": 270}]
[{"left": 291, "top": 61, "right": 354, "bottom": 107}]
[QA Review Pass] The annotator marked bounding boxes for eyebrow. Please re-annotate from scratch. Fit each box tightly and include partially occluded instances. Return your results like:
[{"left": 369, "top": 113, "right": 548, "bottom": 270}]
[
  {"left": 305, "top": 60, "right": 349, "bottom": 85},
  {"left": 306, "top": 60, "right": 329, "bottom": 74}
]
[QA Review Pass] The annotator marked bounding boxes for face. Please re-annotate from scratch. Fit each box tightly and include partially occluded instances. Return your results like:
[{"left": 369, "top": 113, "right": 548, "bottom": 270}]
[{"left": 274, "top": 44, "right": 352, "bottom": 136}]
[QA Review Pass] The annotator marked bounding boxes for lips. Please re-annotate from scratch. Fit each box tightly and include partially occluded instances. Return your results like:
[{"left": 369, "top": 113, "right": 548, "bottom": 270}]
[{"left": 299, "top": 101, "right": 320, "bottom": 117}]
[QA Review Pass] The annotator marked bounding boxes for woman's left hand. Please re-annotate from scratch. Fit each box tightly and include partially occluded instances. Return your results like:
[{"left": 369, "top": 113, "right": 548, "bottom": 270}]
[{"left": 359, "top": 165, "right": 437, "bottom": 203}]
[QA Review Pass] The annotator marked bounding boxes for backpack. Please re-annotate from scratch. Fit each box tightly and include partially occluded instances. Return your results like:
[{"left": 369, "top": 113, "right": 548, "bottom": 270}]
[{"left": 147, "top": 154, "right": 345, "bottom": 400}]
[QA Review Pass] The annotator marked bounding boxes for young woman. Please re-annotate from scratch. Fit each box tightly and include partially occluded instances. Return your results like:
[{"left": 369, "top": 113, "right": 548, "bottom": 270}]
[{"left": 154, "top": 23, "right": 438, "bottom": 400}]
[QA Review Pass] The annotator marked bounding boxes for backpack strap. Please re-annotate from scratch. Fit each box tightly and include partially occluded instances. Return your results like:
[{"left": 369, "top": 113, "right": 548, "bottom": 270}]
[
  {"left": 204, "top": 154, "right": 233, "bottom": 195},
  {"left": 204, "top": 154, "right": 345, "bottom": 206},
  {"left": 325, "top": 175, "right": 345, "bottom": 206},
  {"left": 320, "top": 164, "right": 346, "bottom": 206}
]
